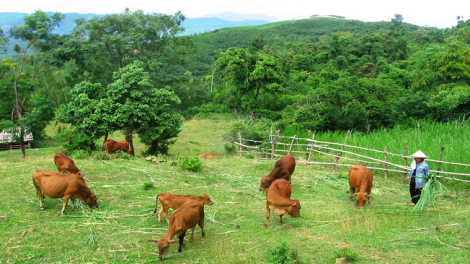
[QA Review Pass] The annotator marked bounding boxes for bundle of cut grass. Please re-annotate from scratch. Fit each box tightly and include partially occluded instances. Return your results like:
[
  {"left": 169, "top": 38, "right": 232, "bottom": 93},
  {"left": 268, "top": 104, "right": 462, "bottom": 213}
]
[{"left": 413, "top": 174, "right": 445, "bottom": 212}]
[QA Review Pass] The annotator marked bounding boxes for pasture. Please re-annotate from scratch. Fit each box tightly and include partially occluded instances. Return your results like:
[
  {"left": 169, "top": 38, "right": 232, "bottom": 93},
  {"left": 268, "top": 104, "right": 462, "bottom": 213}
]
[{"left": 1, "top": 115, "right": 469, "bottom": 263}]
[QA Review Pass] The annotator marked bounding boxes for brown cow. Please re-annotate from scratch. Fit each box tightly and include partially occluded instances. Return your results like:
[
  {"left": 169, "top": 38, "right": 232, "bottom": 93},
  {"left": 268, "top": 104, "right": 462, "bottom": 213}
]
[
  {"left": 348, "top": 165, "right": 374, "bottom": 209},
  {"left": 149, "top": 198, "right": 206, "bottom": 259},
  {"left": 259, "top": 155, "right": 296, "bottom": 191},
  {"left": 103, "top": 139, "right": 133, "bottom": 156},
  {"left": 197, "top": 152, "right": 221, "bottom": 159},
  {"left": 116, "top": 140, "right": 129, "bottom": 149},
  {"left": 54, "top": 153, "right": 85, "bottom": 176},
  {"left": 154, "top": 193, "right": 213, "bottom": 224},
  {"left": 265, "top": 179, "right": 301, "bottom": 227},
  {"left": 32, "top": 170, "right": 98, "bottom": 215}
]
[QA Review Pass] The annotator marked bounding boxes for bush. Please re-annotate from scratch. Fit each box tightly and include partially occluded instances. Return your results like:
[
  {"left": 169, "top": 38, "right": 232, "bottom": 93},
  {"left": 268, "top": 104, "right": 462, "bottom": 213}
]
[
  {"left": 59, "top": 127, "right": 97, "bottom": 155},
  {"left": 179, "top": 156, "right": 203, "bottom": 172},
  {"left": 265, "top": 242, "right": 302, "bottom": 264},
  {"left": 91, "top": 151, "right": 111, "bottom": 160},
  {"left": 224, "top": 143, "right": 236, "bottom": 154},
  {"left": 142, "top": 181, "right": 155, "bottom": 190},
  {"left": 70, "top": 150, "right": 89, "bottom": 160},
  {"left": 334, "top": 248, "right": 359, "bottom": 262}
]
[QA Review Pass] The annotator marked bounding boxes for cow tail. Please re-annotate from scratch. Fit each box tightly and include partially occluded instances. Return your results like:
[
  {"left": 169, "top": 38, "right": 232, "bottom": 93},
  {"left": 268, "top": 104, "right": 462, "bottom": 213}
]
[{"left": 154, "top": 194, "right": 160, "bottom": 214}]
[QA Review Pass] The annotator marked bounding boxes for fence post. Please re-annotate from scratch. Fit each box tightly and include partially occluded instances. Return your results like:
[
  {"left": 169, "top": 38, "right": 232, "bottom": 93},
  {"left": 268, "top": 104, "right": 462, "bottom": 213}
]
[
  {"left": 238, "top": 132, "right": 242, "bottom": 157},
  {"left": 384, "top": 146, "right": 388, "bottom": 179},
  {"left": 308, "top": 134, "right": 315, "bottom": 162},
  {"left": 437, "top": 146, "right": 445, "bottom": 175},
  {"left": 334, "top": 130, "right": 350, "bottom": 169},
  {"left": 288, "top": 135, "right": 296, "bottom": 155},
  {"left": 271, "top": 130, "right": 279, "bottom": 160}
]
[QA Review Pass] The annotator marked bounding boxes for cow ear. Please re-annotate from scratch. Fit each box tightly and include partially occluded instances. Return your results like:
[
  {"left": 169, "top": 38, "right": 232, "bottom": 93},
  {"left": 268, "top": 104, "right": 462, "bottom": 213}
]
[
  {"left": 148, "top": 239, "right": 160, "bottom": 243},
  {"left": 292, "top": 202, "right": 297, "bottom": 207},
  {"left": 169, "top": 240, "right": 177, "bottom": 244},
  {"left": 350, "top": 193, "right": 358, "bottom": 197}
]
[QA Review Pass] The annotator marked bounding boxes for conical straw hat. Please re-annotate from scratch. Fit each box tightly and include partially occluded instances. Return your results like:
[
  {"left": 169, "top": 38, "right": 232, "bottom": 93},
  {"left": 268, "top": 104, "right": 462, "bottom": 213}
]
[{"left": 411, "top": 150, "right": 428, "bottom": 159}]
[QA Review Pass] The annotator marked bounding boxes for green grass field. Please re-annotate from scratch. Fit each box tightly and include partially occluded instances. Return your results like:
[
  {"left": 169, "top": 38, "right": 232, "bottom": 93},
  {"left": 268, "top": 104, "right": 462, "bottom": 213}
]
[{"left": 1, "top": 114, "right": 469, "bottom": 263}]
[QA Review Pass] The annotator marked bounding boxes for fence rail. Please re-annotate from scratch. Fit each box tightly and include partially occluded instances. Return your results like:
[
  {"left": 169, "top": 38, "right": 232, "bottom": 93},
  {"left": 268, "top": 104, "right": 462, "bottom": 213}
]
[{"left": 235, "top": 130, "right": 470, "bottom": 183}]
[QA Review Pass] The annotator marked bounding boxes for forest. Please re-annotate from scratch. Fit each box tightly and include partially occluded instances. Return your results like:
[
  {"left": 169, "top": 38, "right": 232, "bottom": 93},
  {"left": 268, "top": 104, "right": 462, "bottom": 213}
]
[{"left": 1, "top": 9, "right": 470, "bottom": 156}]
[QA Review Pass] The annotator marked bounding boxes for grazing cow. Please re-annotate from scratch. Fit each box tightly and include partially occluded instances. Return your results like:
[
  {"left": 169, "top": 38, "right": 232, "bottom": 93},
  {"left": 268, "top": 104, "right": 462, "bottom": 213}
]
[
  {"left": 265, "top": 179, "right": 301, "bottom": 227},
  {"left": 259, "top": 155, "right": 296, "bottom": 191},
  {"left": 149, "top": 198, "right": 206, "bottom": 259},
  {"left": 117, "top": 140, "right": 129, "bottom": 149},
  {"left": 348, "top": 165, "right": 374, "bottom": 209},
  {"left": 103, "top": 139, "right": 133, "bottom": 156},
  {"left": 197, "top": 152, "right": 221, "bottom": 159},
  {"left": 154, "top": 193, "right": 213, "bottom": 224},
  {"left": 32, "top": 170, "right": 98, "bottom": 215},
  {"left": 54, "top": 153, "right": 85, "bottom": 176}
]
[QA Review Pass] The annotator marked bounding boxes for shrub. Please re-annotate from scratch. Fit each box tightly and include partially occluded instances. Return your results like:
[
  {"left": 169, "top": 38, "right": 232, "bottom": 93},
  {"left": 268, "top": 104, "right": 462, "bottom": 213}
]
[
  {"left": 224, "top": 143, "right": 236, "bottom": 154},
  {"left": 265, "top": 242, "right": 302, "bottom": 264},
  {"left": 179, "top": 156, "right": 203, "bottom": 172},
  {"left": 91, "top": 151, "right": 111, "bottom": 160},
  {"left": 143, "top": 181, "right": 154, "bottom": 190},
  {"left": 71, "top": 150, "right": 89, "bottom": 160},
  {"left": 334, "top": 248, "right": 359, "bottom": 262},
  {"left": 58, "top": 127, "right": 97, "bottom": 155},
  {"left": 112, "top": 150, "right": 135, "bottom": 160}
]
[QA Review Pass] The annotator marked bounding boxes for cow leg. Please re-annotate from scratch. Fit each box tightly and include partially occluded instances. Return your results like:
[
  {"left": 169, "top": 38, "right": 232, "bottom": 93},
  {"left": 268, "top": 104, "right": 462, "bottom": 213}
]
[
  {"left": 178, "top": 232, "right": 186, "bottom": 252},
  {"left": 265, "top": 206, "right": 271, "bottom": 227},
  {"left": 61, "top": 195, "right": 71, "bottom": 216},
  {"left": 199, "top": 207, "right": 205, "bottom": 237},
  {"left": 157, "top": 206, "right": 164, "bottom": 224},
  {"left": 349, "top": 187, "right": 355, "bottom": 200},
  {"left": 33, "top": 180, "right": 45, "bottom": 210},
  {"left": 70, "top": 198, "right": 76, "bottom": 211},
  {"left": 279, "top": 214, "right": 284, "bottom": 225},
  {"left": 163, "top": 207, "right": 171, "bottom": 224},
  {"left": 189, "top": 227, "right": 195, "bottom": 242}
]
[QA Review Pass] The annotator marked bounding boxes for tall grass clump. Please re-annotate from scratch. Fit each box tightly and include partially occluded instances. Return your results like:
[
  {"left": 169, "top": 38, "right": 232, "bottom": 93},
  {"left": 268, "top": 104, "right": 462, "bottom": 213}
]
[
  {"left": 179, "top": 155, "right": 203, "bottom": 172},
  {"left": 265, "top": 242, "right": 302, "bottom": 264}
]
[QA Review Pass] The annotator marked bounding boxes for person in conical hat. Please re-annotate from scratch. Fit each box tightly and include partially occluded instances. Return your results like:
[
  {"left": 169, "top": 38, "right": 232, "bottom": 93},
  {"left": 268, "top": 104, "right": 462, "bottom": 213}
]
[{"left": 407, "top": 150, "right": 430, "bottom": 206}]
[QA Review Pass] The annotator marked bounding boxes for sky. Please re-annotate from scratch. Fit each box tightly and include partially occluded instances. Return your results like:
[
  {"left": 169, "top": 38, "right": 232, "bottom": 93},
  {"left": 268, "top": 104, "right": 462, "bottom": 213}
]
[{"left": 2, "top": 0, "right": 469, "bottom": 29}]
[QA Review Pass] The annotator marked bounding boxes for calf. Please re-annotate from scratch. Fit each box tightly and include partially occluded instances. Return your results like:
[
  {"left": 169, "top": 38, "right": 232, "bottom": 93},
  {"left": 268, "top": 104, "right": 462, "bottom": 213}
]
[
  {"left": 259, "top": 155, "right": 296, "bottom": 191},
  {"left": 103, "top": 139, "right": 133, "bottom": 156},
  {"left": 149, "top": 198, "right": 206, "bottom": 259},
  {"left": 348, "top": 165, "right": 374, "bottom": 209},
  {"left": 154, "top": 193, "right": 213, "bottom": 224},
  {"left": 265, "top": 179, "right": 301, "bottom": 227},
  {"left": 32, "top": 170, "right": 98, "bottom": 215},
  {"left": 54, "top": 153, "right": 85, "bottom": 176},
  {"left": 197, "top": 152, "right": 221, "bottom": 159},
  {"left": 117, "top": 140, "right": 129, "bottom": 149}
]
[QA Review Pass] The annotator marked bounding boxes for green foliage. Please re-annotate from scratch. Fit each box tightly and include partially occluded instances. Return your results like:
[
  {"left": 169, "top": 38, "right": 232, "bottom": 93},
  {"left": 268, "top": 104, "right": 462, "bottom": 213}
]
[
  {"left": 334, "top": 248, "right": 359, "bottom": 262},
  {"left": 70, "top": 150, "right": 89, "bottom": 160},
  {"left": 142, "top": 181, "right": 155, "bottom": 190},
  {"left": 58, "top": 127, "right": 97, "bottom": 155},
  {"left": 91, "top": 151, "right": 111, "bottom": 160},
  {"left": 224, "top": 143, "right": 236, "bottom": 154},
  {"left": 178, "top": 155, "right": 203, "bottom": 172},
  {"left": 413, "top": 174, "right": 445, "bottom": 212},
  {"left": 265, "top": 242, "right": 301, "bottom": 264}
]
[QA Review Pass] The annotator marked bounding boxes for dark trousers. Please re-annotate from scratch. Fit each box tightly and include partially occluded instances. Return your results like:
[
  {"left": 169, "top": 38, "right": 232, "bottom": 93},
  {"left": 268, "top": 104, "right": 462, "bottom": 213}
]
[{"left": 409, "top": 177, "right": 422, "bottom": 204}]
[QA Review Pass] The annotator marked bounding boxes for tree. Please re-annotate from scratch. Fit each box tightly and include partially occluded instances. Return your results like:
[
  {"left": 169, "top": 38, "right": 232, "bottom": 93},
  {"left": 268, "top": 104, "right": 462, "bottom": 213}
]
[
  {"left": 7, "top": 10, "right": 64, "bottom": 157},
  {"left": 217, "top": 47, "right": 285, "bottom": 117},
  {"left": 59, "top": 61, "right": 183, "bottom": 155}
]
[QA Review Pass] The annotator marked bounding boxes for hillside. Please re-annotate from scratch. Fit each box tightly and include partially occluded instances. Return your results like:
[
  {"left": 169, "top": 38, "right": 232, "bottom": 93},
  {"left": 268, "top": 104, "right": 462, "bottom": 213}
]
[{"left": 186, "top": 17, "right": 421, "bottom": 75}]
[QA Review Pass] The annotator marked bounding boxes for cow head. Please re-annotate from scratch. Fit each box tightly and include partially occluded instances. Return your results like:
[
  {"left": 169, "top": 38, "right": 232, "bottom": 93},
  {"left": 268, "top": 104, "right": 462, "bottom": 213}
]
[
  {"left": 259, "top": 176, "right": 272, "bottom": 191},
  {"left": 85, "top": 192, "right": 98, "bottom": 208},
  {"left": 198, "top": 194, "right": 214, "bottom": 205},
  {"left": 287, "top": 200, "right": 301, "bottom": 217},
  {"left": 149, "top": 238, "right": 176, "bottom": 259},
  {"left": 351, "top": 192, "right": 371, "bottom": 209}
]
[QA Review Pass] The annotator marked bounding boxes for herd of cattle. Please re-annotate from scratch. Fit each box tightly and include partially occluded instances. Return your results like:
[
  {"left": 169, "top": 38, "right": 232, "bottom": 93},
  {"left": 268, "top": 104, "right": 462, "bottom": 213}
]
[{"left": 31, "top": 140, "right": 374, "bottom": 259}]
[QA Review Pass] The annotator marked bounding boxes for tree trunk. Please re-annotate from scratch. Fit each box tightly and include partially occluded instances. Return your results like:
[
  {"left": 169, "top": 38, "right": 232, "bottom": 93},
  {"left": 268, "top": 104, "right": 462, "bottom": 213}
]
[
  {"left": 19, "top": 127, "right": 26, "bottom": 158},
  {"left": 124, "top": 127, "right": 134, "bottom": 156}
]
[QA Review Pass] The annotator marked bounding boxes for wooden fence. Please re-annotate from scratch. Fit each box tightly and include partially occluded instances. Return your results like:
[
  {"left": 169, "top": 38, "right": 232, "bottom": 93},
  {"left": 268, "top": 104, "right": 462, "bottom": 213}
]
[{"left": 234, "top": 130, "right": 470, "bottom": 183}]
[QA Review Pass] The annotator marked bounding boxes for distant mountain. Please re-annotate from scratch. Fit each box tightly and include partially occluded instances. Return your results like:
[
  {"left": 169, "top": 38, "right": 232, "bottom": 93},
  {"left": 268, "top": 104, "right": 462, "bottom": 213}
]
[
  {"left": 201, "top": 12, "right": 282, "bottom": 22},
  {"left": 0, "top": 12, "right": 274, "bottom": 37}
]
